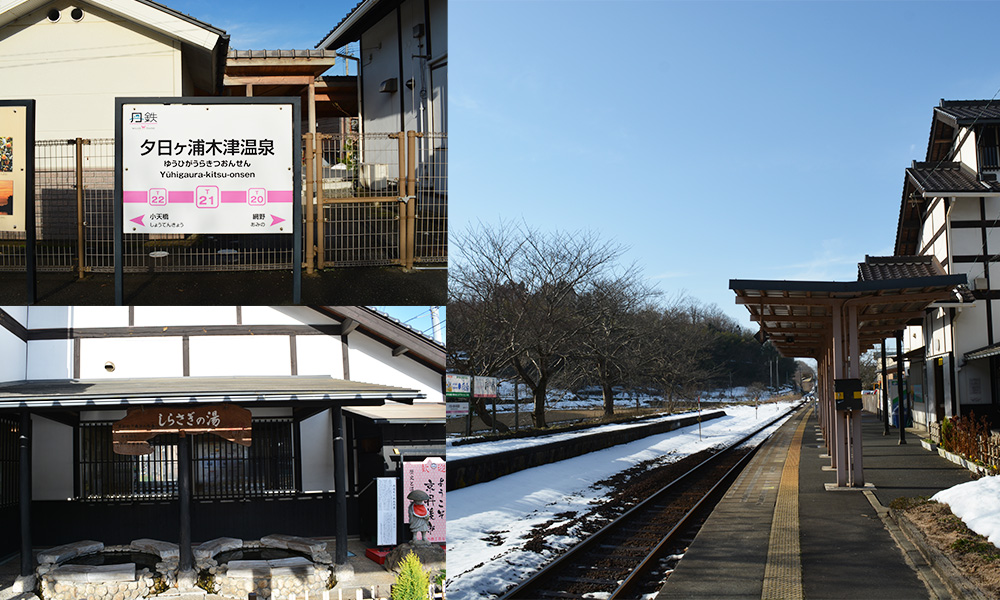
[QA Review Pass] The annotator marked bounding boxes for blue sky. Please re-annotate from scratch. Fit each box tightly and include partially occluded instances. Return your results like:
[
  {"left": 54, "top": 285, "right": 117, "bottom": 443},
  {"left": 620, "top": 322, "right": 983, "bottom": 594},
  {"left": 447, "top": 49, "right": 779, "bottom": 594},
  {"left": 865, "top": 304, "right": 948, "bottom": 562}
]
[
  {"left": 169, "top": 0, "right": 1000, "bottom": 338},
  {"left": 448, "top": 0, "right": 1000, "bottom": 328},
  {"left": 374, "top": 306, "right": 447, "bottom": 344}
]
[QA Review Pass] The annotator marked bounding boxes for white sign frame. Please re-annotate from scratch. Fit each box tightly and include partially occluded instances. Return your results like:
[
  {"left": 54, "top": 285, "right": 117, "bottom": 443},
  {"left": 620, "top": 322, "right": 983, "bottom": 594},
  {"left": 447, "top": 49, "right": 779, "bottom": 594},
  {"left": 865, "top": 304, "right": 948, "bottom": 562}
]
[{"left": 119, "top": 102, "right": 296, "bottom": 234}]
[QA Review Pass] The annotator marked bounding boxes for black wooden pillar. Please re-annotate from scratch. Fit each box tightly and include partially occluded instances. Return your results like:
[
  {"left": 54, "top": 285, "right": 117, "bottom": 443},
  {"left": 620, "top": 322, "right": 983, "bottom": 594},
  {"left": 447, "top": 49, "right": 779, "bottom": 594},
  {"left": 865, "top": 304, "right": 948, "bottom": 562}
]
[
  {"left": 333, "top": 405, "right": 348, "bottom": 564},
  {"left": 881, "top": 342, "right": 890, "bottom": 436},
  {"left": 178, "top": 434, "right": 193, "bottom": 572},
  {"left": 896, "top": 332, "right": 907, "bottom": 445},
  {"left": 19, "top": 411, "right": 32, "bottom": 577}
]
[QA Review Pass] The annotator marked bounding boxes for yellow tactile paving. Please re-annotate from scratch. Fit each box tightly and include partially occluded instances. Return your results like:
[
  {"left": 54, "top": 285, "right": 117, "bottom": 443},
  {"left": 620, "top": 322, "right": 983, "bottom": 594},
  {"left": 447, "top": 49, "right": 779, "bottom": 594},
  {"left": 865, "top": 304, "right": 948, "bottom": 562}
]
[{"left": 760, "top": 408, "right": 810, "bottom": 600}]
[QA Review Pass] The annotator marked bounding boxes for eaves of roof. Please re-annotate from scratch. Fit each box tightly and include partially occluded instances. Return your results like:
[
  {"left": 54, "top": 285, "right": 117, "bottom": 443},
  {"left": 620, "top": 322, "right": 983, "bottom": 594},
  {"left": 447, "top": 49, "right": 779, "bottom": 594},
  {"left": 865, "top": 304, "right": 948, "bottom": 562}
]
[
  {"left": 0, "top": 375, "right": 425, "bottom": 410},
  {"left": 936, "top": 99, "right": 1000, "bottom": 126},
  {"left": 906, "top": 161, "right": 1000, "bottom": 196},
  {"left": 315, "top": 306, "right": 445, "bottom": 372},
  {"left": 314, "top": 0, "right": 402, "bottom": 50}
]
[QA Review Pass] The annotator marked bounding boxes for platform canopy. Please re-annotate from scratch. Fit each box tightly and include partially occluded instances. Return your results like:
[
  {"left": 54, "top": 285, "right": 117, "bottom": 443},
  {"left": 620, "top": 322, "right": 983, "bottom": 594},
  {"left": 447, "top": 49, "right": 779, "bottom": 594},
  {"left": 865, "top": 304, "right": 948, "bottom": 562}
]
[
  {"left": 730, "top": 256, "right": 968, "bottom": 358},
  {"left": 0, "top": 375, "right": 424, "bottom": 410}
]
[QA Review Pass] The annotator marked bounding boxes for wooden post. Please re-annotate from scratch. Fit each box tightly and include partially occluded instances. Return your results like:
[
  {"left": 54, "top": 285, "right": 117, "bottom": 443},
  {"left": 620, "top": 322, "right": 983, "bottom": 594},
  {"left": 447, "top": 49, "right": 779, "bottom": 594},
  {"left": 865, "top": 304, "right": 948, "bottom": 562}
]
[
  {"left": 393, "top": 133, "right": 406, "bottom": 267},
  {"left": 76, "top": 138, "right": 86, "bottom": 279},
  {"left": 406, "top": 131, "right": 420, "bottom": 270},
  {"left": 316, "top": 134, "right": 326, "bottom": 270},
  {"left": 304, "top": 133, "right": 315, "bottom": 275}
]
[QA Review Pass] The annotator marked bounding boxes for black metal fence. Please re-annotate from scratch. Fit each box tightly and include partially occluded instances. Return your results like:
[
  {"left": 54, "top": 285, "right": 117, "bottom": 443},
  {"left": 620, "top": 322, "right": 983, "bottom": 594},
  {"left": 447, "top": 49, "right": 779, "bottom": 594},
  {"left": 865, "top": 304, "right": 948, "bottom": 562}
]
[
  {"left": 3, "top": 131, "right": 447, "bottom": 274},
  {"left": 80, "top": 419, "right": 296, "bottom": 501}
]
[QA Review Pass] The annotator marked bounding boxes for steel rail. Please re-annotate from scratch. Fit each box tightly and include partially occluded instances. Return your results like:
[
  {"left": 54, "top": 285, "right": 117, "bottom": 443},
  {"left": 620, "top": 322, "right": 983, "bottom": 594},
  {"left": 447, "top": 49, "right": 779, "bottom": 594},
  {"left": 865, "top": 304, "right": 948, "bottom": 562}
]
[{"left": 499, "top": 404, "right": 802, "bottom": 600}]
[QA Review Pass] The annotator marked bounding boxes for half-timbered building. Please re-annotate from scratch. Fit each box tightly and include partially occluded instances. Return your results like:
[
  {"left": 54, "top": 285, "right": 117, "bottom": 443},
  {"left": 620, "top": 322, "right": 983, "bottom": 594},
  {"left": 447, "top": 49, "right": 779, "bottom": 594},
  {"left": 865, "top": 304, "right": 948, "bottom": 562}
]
[
  {"left": 0, "top": 305, "right": 444, "bottom": 578},
  {"left": 895, "top": 99, "right": 1000, "bottom": 428}
]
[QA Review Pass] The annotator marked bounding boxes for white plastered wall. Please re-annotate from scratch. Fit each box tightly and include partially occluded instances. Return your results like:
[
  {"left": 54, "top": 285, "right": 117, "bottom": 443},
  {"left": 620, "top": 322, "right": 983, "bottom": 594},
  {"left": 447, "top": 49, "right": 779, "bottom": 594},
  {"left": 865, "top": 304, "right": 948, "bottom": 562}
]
[
  {"left": 296, "top": 335, "right": 344, "bottom": 377},
  {"left": 133, "top": 306, "right": 238, "bottom": 327},
  {"left": 360, "top": 10, "right": 402, "bottom": 138},
  {"left": 0, "top": 1, "right": 183, "bottom": 139},
  {"left": 348, "top": 333, "right": 442, "bottom": 403},
  {"left": 188, "top": 335, "right": 292, "bottom": 377},
  {"left": 79, "top": 336, "right": 184, "bottom": 378},
  {"left": 0, "top": 323, "right": 26, "bottom": 383},
  {"left": 26, "top": 339, "right": 72, "bottom": 379}
]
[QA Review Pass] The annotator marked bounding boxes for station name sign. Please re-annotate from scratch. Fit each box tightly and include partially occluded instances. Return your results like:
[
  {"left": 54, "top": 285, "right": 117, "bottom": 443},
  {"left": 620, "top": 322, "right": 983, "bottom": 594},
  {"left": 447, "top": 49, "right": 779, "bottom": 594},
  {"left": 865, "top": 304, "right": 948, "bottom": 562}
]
[
  {"left": 120, "top": 102, "right": 294, "bottom": 234},
  {"left": 112, "top": 403, "right": 252, "bottom": 455}
]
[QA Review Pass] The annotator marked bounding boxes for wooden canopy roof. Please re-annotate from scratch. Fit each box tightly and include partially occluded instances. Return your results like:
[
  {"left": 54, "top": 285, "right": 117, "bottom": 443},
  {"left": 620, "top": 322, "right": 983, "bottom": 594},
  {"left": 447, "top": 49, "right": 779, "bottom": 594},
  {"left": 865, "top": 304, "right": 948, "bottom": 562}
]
[{"left": 730, "top": 258, "right": 967, "bottom": 358}]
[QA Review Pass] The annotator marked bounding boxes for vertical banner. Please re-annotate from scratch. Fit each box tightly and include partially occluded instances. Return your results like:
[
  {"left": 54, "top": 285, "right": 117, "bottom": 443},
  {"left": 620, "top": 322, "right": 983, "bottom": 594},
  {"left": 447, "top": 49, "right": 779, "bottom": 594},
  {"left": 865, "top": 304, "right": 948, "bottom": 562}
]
[
  {"left": 376, "top": 477, "right": 397, "bottom": 546},
  {"left": 402, "top": 457, "right": 446, "bottom": 544}
]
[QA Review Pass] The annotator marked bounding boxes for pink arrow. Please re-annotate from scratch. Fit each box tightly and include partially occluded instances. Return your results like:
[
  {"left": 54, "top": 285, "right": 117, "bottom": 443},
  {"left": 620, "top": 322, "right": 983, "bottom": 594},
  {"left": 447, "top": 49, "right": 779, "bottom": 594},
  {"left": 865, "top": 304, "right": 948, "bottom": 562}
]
[
  {"left": 130, "top": 215, "right": 145, "bottom": 227},
  {"left": 271, "top": 214, "right": 286, "bottom": 227}
]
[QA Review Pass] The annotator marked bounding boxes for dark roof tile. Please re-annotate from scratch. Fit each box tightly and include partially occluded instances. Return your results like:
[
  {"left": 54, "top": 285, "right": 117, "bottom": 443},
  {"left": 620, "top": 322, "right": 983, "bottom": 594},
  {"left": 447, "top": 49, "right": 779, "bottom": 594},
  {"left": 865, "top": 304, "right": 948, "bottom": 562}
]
[
  {"left": 857, "top": 255, "right": 945, "bottom": 282},
  {"left": 906, "top": 161, "right": 1000, "bottom": 195},
  {"left": 937, "top": 99, "right": 1000, "bottom": 124}
]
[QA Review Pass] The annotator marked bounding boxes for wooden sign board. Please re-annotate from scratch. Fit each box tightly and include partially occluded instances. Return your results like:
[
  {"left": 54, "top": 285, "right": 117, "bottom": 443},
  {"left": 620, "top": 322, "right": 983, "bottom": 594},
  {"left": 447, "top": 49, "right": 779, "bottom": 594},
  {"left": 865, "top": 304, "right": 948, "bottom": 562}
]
[{"left": 112, "top": 404, "right": 252, "bottom": 455}]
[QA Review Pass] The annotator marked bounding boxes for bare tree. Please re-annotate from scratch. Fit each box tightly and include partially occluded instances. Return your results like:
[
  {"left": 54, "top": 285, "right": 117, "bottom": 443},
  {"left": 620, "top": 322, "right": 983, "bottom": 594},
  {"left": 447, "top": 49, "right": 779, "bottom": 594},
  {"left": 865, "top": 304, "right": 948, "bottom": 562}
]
[
  {"left": 575, "top": 273, "right": 659, "bottom": 417},
  {"left": 451, "top": 221, "right": 630, "bottom": 428}
]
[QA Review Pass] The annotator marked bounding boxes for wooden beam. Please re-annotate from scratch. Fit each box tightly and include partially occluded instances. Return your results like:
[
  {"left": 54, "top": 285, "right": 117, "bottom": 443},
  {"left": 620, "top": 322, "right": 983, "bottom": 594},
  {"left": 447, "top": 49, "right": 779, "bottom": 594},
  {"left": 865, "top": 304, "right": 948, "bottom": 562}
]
[{"left": 224, "top": 75, "right": 314, "bottom": 86}]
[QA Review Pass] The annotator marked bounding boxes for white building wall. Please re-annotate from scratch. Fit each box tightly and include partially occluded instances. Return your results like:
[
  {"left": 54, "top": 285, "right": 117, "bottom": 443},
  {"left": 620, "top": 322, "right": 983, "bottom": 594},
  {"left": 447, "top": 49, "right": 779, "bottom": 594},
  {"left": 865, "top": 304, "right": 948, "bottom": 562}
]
[
  {"left": 348, "top": 334, "right": 442, "bottom": 403},
  {"left": 296, "top": 335, "right": 344, "bottom": 377},
  {"left": 188, "top": 335, "right": 293, "bottom": 377},
  {"left": 360, "top": 12, "right": 402, "bottom": 138},
  {"left": 954, "top": 304, "right": 988, "bottom": 357},
  {"left": 32, "top": 414, "right": 73, "bottom": 500},
  {"left": 428, "top": 0, "right": 446, "bottom": 134},
  {"left": 0, "top": 2, "right": 183, "bottom": 140},
  {"left": 0, "top": 326, "right": 26, "bottom": 383},
  {"left": 79, "top": 336, "right": 184, "bottom": 378},
  {"left": 26, "top": 339, "right": 72, "bottom": 379},
  {"left": 955, "top": 127, "right": 979, "bottom": 173},
  {"left": 133, "top": 306, "right": 238, "bottom": 327},
  {"left": 951, "top": 227, "right": 983, "bottom": 257}
]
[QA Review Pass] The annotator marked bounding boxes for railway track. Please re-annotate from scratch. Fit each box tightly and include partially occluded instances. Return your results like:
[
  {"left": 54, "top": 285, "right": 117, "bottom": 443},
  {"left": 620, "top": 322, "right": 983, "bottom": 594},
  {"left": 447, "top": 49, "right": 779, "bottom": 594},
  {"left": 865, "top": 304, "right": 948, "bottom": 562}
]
[{"left": 499, "top": 406, "right": 800, "bottom": 600}]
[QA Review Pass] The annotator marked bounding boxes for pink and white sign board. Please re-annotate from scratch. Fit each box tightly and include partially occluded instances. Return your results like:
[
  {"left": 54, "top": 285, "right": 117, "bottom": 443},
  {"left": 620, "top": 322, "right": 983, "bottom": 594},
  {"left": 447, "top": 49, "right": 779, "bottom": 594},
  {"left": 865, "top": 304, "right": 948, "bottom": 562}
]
[
  {"left": 402, "top": 457, "right": 446, "bottom": 544},
  {"left": 121, "top": 103, "right": 294, "bottom": 234}
]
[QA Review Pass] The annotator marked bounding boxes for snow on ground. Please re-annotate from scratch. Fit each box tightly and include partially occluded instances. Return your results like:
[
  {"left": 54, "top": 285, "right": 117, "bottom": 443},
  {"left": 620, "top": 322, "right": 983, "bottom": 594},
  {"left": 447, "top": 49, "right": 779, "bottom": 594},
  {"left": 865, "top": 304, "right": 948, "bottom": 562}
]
[
  {"left": 446, "top": 410, "right": 721, "bottom": 459},
  {"left": 932, "top": 476, "right": 1000, "bottom": 547},
  {"left": 446, "top": 400, "right": 800, "bottom": 600}
]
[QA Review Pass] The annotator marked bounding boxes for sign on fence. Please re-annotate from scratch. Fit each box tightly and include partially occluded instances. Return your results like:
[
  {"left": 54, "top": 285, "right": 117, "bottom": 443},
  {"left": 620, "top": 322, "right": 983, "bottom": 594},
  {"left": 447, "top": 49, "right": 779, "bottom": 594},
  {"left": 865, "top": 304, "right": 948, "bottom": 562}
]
[
  {"left": 445, "top": 373, "right": 472, "bottom": 397},
  {"left": 0, "top": 104, "right": 30, "bottom": 233},
  {"left": 474, "top": 376, "right": 498, "bottom": 398},
  {"left": 446, "top": 402, "right": 469, "bottom": 418},
  {"left": 120, "top": 102, "right": 295, "bottom": 234}
]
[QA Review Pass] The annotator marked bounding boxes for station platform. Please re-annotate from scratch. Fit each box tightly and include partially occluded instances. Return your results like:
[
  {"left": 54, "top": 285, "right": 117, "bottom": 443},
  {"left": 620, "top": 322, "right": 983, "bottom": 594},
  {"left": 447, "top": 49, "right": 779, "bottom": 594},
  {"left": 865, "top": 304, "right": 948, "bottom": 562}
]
[{"left": 657, "top": 406, "right": 977, "bottom": 600}]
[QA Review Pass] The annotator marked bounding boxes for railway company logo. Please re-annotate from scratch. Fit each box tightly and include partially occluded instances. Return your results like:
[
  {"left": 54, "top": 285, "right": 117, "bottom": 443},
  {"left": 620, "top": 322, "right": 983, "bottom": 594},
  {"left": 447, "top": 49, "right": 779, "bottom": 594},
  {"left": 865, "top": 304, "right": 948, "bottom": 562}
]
[{"left": 128, "top": 111, "right": 158, "bottom": 130}]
